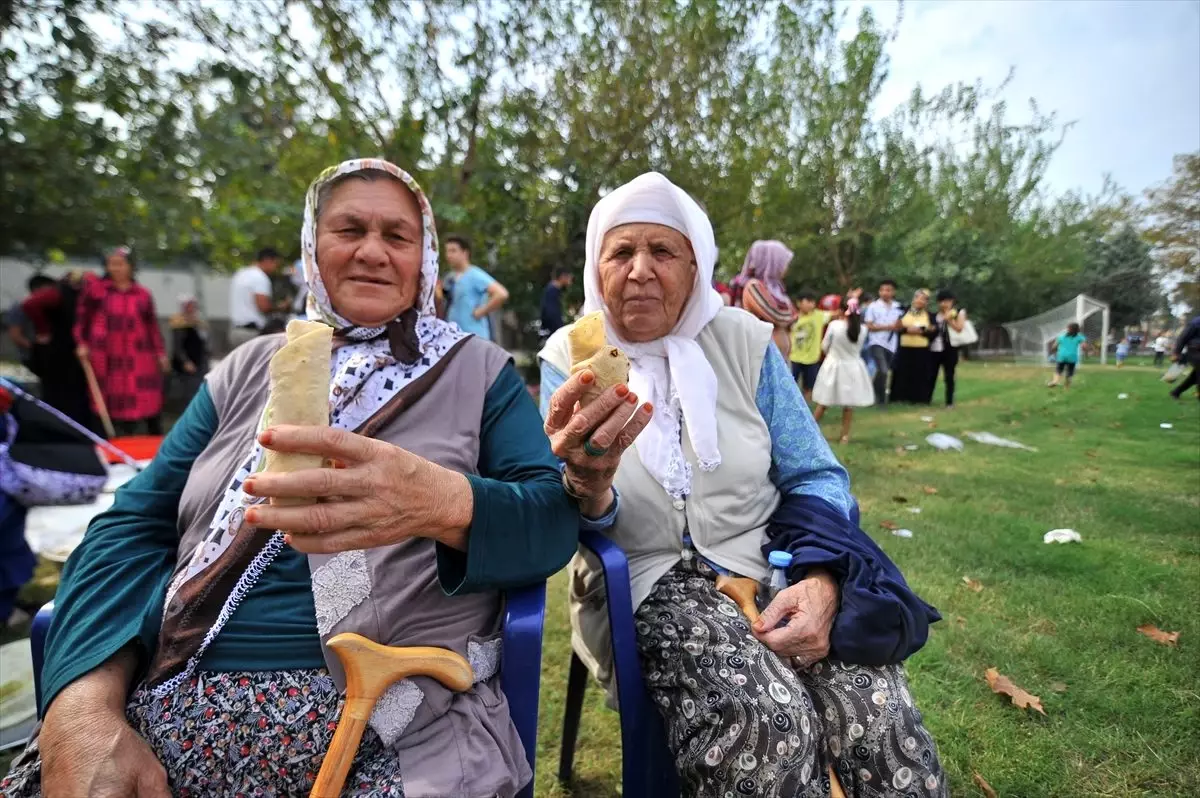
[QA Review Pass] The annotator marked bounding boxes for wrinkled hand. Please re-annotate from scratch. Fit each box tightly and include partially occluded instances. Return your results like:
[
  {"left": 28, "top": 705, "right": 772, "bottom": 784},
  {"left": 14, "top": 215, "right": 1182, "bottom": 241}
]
[
  {"left": 41, "top": 707, "right": 169, "bottom": 798},
  {"left": 545, "top": 369, "right": 652, "bottom": 515},
  {"left": 243, "top": 426, "right": 474, "bottom": 554},
  {"left": 752, "top": 570, "right": 839, "bottom": 667}
]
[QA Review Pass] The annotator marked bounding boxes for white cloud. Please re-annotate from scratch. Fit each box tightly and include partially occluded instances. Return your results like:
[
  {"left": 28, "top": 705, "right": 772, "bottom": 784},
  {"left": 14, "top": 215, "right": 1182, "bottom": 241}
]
[{"left": 846, "top": 0, "right": 1200, "bottom": 196}]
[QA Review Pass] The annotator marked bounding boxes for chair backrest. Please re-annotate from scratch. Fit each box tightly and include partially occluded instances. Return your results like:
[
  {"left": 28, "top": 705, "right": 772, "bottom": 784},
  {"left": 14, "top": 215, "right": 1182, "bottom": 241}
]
[{"left": 32, "top": 583, "right": 547, "bottom": 798}]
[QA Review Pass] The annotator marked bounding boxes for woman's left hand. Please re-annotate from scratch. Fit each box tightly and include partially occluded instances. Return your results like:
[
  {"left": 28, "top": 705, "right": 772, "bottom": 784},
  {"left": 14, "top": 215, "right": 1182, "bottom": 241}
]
[
  {"left": 242, "top": 425, "right": 474, "bottom": 554},
  {"left": 752, "top": 570, "right": 839, "bottom": 667}
]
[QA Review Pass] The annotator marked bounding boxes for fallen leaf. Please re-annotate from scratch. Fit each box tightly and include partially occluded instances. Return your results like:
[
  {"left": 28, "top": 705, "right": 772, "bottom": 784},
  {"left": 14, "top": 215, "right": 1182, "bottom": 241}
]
[
  {"left": 892, "top": 495, "right": 908, "bottom": 504},
  {"left": 1109, "top": 422, "right": 1123, "bottom": 429},
  {"left": 922, "top": 486, "right": 938, "bottom": 495},
  {"left": 1050, "top": 682, "right": 1068, "bottom": 693},
  {"left": 1054, "top": 478, "right": 1067, "bottom": 486},
  {"left": 962, "top": 576, "right": 983, "bottom": 592},
  {"left": 880, "top": 520, "right": 899, "bottom": 530},
  {"left": 895, "top": 446, "right": 908, "bottom": 457},
  {"left": 1136, "top": 624, "right": 1180, "bottom": 647},
  {"left": 1085, "top": 450, "right": 1099, "bottom": 459},
  {"left": 955, "top": 615, "right": 967, "bottom": 628},
  {"left": 927, "top": 422, "right": 937, "bottom": 429},
  {"left": 973, "top": 772, "right": 998, "bottom": 798},
  {"left": 985, "top": 668, "right": 1046, "bottom": 715}
]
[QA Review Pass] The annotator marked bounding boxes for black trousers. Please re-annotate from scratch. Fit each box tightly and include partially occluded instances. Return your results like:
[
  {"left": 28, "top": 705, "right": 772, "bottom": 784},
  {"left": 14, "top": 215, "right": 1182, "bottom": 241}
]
[
  {"left": 866, "top": 345, "right": 894, "bottom": 404},
  {"left": 1171, "top": 366, "right": 1199, "bottom": 399},
  {"left": 933, "top": 348, "right": 959, "bottom": 406}
]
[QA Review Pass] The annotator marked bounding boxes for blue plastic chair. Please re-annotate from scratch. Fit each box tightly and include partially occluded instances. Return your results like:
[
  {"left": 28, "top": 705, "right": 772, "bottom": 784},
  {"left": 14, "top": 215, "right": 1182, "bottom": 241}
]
[
  {"left": 559, "top": 504, "right": 862, "bottom": 798},
  {"left": 31, "top": 580, "right": 547, "bottom": 798}
]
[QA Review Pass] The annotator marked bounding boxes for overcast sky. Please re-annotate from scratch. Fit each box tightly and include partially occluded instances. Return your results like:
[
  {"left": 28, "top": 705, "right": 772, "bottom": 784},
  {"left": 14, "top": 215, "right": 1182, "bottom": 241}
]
[{"left": 852, "top": 0, "right": 1200, "bottom": 198}]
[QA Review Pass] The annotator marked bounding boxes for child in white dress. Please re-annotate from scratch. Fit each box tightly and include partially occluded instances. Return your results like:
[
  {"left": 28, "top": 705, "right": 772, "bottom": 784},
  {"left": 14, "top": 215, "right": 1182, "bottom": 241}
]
[{"left": 813, "top": 290, "right": 875, "bottom": 443}]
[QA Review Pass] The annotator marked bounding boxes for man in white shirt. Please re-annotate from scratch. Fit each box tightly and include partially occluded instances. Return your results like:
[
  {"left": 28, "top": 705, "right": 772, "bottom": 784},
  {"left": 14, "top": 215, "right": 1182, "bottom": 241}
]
[
  {"left": 228, "top": 247, "right": 282, "bottom": 349},
  {"left": 863, "top": 279, "right": 905, "bottom": 405},
  {"left": 1153, "top": 333, "right": 1169, "bottom": 367}
]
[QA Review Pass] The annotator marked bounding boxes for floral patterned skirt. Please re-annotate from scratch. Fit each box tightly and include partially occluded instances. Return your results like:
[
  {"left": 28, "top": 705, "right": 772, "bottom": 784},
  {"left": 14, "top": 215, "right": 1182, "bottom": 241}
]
[
  {"left": 1, "top": 668, "right": 404, "bottom": 797},
  {"left": 635, "top": 553, "right": 946, "bottom": 798}
]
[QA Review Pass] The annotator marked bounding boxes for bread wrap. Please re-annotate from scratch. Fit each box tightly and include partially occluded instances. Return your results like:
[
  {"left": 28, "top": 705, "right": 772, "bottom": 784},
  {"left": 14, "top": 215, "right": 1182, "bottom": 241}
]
[
  {"left": 261, "top": 319, "right": 334, "bottom": 505},
  {"left": 567, "top": 311, "right": 630, "bottom": 407}
]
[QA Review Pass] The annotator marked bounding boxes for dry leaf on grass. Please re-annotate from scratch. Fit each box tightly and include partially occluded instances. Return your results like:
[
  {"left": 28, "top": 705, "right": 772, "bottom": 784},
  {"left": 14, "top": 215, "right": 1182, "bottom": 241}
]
[
  {"left": 955, "top": 615, "right": 967, "bottom": 628},
  {"left": 880, "top": 520, "right": 899, "bottom": 531},
  {"left": 1085, "top": 449, "right": 1099, "bottom": 459},
  {"left": 962, "top": 576, "right": 984, "bottom": 592},
  {"left": 895, "top": 446, "right": 908, "bottom": 456},
  {"left": 1136, "top": 624, "right": 1181, "bottom": 647},
  {"left": 973, "top": 772, "right": 998, "bottom": 798},
  {"left": 922, "top": 486, "right": 938, "bottom": 495},
  {"left": 985, "top": 668, "right": 1046, "bottom": 715},
  {"left": 892, "top": 495, "right": 909, "bottom": 504},
  {"left": 1050, "top": 682, "right": 1068, "bottom": 693}
]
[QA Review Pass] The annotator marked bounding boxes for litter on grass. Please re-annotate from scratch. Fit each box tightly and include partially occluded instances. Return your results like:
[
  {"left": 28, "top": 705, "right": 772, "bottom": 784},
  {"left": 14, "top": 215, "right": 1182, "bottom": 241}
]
[
  {"left": 905, "top": 444, "right": 920, "bottom": 451},
  {"left": 891, "top": 528, "right": 914, "bottom": 538},
  {"left": 1117, "top": 393, "right": 1129, "bottom": 399},
  {"left": 907, "top": 507, "right": 923, "bottom": 514},
  {"left": 920, "top": 415, "right": 935, "bottom": 422},
  {"left": 966, "top": 431, "right": 1037, "bottom": 451},
  {"left": 1044, "top": 529, "right": 1082, "bottom": 544},
  {"left": 1160, "top": 423, "right": 1174, "bottom": 430},
  {"left": 925, "top": 433, "right": 963, "bottom": 451}
]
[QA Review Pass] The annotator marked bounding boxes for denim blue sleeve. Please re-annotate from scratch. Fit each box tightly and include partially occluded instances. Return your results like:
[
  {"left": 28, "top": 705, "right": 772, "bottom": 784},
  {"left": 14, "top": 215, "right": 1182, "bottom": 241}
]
[
  {"left": 539, "top": 358, "right": 568, "bottom": 419},
  {"left": 756, "top": 343, "right": 853, "bottom": 517}
]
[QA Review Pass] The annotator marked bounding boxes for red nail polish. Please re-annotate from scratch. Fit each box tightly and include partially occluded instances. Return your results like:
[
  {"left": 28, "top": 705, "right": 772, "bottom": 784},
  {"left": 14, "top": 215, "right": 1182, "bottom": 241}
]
[
  {"left": 615, "top": 384, "right": 629, "bottom": 397},
  {"left": 580, "top": 371, "right": 595, "bottom": 385},
  {"left": 243, "top": 479, "right": 256, "bottom": 495},
  {"left": 245, "top": 509, "right": 259, "bottom": 525},
  {"left": 643, "top": 402, "right": 654, "bottom": 413},
  {"left": 626, "top": 392, "right": 638, "bottom": 404},
  {"left": 259, "top": 429, "right": 274, "bottom": 445}
]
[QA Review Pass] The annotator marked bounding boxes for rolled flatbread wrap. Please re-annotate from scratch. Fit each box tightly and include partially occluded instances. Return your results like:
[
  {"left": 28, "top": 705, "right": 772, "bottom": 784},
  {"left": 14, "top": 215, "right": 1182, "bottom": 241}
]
[
  {"left": 262, "top": 319, "right": 333, "bottom": 505},
  {"left": 567, "top": 311, "right": 630, "bottom": 407}
]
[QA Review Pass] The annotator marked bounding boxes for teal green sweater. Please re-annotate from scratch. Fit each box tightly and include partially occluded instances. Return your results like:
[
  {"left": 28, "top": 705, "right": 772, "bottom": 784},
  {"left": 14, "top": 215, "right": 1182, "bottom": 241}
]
[{"left": 41, "top": 364, "right": 577, "bottom": 712}]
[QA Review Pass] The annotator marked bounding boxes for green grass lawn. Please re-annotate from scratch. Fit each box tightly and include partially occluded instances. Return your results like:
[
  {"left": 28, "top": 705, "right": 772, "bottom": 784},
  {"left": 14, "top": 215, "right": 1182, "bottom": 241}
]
[
  {"left": 537, "top": 361, "right": 1200, "bottom": 797},
  {"left": 4, "top": 362, "right": 1197, "bottom": 795}
]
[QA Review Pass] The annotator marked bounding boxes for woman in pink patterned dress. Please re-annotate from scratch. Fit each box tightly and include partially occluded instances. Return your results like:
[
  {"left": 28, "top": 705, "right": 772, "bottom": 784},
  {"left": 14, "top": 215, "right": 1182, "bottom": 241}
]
[{"left": 73, "top": 246, "right": 169, "bottom": 436}]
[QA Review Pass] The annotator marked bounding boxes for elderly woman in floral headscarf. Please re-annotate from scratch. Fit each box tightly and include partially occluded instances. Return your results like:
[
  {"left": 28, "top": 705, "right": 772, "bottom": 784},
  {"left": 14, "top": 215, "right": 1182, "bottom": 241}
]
[
  {"left": 539, "top": 173, "right": 944, "bottom": 798},
  {"left": 1, "top": 159, "right": 579, "bottom": 798},
  {"left": 730, "top": 239, "right": 798, "bottom": 357}
]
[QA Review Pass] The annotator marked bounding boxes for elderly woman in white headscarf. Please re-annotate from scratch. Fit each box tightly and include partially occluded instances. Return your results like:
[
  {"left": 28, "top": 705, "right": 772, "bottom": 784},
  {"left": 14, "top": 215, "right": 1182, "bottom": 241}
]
[
  {"left": 539, "top": 173, "right": 945, "bottom": 798},
  {"left": 2, "top": 158, "right": 578, "bottom": 798}
]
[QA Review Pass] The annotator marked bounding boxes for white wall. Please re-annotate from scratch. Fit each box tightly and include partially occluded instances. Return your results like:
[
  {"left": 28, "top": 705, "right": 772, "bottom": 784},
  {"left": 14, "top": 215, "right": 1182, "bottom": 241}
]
[{"left": 0, "top": 256, "right": 234, "bottom": 321}]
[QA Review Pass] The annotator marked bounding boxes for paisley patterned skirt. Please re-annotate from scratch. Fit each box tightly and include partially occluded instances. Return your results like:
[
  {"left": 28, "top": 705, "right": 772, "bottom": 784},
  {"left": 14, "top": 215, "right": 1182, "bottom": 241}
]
[
  {"left": 635, "top": 554, "right": 946, "bottom": 798},
  {"left": 0, "top": 668, "right": 404, "bottom": 797}
]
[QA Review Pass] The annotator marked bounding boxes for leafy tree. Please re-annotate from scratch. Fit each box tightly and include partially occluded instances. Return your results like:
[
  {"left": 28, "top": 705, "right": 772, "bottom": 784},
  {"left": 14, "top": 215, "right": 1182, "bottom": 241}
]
[
  {"left": 1079, "top": 224, "right": 1163, "bottom": 327},
  {"left": 1144, "top": 152, "right": 1200, "bottom": 310}
]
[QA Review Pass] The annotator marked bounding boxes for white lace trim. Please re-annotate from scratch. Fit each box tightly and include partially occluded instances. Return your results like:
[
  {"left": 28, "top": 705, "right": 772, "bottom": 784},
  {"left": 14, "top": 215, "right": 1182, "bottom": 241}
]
[
  {"left": 152, "top": 531, "right": 287, "bottom": 698},
  {"left": 312, "top": 550, "right": 372, "bottom": 635}
]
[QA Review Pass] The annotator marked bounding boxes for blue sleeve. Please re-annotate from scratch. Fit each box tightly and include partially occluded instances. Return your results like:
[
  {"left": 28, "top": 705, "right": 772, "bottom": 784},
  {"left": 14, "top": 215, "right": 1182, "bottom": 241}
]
[
  {"left": 756, "top": 343, "right": 853, "bottom": 518},
  {"left": 436, "top": 363, "right": 579, "bottom": 593},
  {"left": 41, "top": 383, "right": 218, "bottom": 712},
  {"left": 539, "top": 358, "right": 568, "bottom": 419}
]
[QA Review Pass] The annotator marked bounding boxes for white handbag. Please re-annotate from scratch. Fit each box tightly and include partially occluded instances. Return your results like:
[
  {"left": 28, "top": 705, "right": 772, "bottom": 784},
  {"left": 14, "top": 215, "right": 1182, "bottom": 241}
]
[{"left": 948, "top": 317, "right": 979, "bottom": 348}]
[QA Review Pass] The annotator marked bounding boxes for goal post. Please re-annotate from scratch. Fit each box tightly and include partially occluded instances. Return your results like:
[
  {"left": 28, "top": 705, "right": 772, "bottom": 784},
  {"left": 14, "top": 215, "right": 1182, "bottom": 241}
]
[{"left": 1002, "top": 294, "right": 1111, "bottom": 365}]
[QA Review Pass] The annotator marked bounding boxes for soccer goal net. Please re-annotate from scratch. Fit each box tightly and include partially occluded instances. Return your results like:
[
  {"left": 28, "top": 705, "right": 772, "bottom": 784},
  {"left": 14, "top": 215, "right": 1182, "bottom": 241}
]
[{"left": 1002, "top": 294, "right": 1111, "bottom": 365}]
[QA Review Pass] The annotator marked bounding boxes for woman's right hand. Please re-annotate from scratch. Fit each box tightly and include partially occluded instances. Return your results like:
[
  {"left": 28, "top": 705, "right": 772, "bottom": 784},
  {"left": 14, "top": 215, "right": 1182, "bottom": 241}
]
[
  {"left": 41, "top": 706, "right": 169, "bottom": 797},
  {"left": 75, "top": 344, "right": 89, "bottom": 361},
  {"left": 39, "top": 647, "right": 169, "bottom": 797},
  {"left": 545, "top": 369, "right": 653, "bottom": 517}
]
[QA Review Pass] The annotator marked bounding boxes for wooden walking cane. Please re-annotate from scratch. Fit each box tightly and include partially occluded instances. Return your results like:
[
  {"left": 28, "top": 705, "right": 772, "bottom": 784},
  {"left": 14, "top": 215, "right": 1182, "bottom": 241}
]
[
  {"left": 716, "top": 575, "right": 848, "bottom": 798},
  {"left": 309, "top": 633, "right": 475, "bottom": 798},
  {"left": 77, "top": 355, "right": 116, "bottom": 439}
]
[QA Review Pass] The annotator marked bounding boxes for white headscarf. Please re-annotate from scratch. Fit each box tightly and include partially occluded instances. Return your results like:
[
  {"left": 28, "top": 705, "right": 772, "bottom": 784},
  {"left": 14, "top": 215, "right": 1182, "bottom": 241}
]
[{"left": 582, "top": 172, "right": 724, "bottom": 499}]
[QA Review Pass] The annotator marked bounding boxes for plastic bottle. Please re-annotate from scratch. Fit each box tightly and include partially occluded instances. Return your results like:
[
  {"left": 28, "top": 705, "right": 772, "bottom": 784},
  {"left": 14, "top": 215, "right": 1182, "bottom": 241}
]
[{"left": 759, "top": 550, "right": 793, "bottom": 611}]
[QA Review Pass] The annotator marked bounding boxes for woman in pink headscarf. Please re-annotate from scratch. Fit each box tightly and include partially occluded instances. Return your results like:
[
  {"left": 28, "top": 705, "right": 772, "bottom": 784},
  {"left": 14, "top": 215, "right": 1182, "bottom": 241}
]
[{"left": 730, "top": 240, "right": 798, "bottom": 357}]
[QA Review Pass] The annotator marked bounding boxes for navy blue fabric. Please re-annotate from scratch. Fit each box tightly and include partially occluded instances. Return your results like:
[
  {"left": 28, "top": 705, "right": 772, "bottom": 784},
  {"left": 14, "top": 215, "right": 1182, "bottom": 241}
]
[
  {"left": 0, "top": 490, "right": 35, "bottom": 620},
  {"left": 763, "top": 493, "right": 941, "bottom": 665}
]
